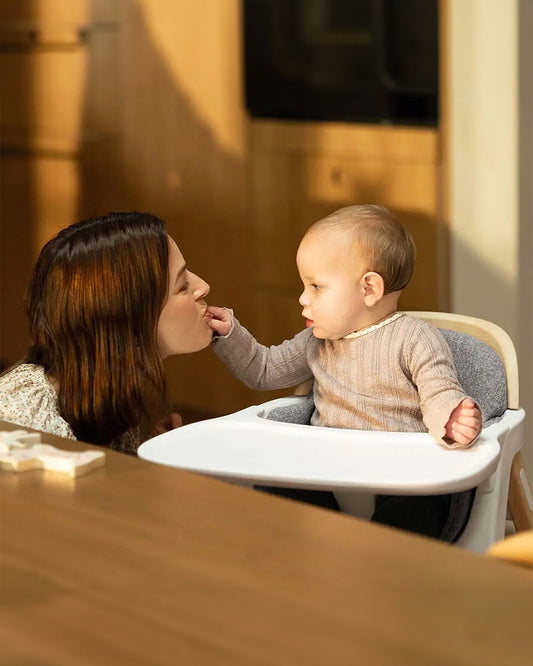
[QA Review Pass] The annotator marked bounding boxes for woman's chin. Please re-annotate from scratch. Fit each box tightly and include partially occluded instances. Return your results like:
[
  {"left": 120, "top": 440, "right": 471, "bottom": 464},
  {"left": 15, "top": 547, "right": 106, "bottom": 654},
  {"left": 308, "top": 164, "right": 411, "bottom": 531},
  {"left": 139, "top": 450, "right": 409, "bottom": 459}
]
[
  {"left": 194, "top": 325, "right": 217, "bottom": 352},
  {"left": 158, "top": 330, "right": 213, "bottom": 358}
]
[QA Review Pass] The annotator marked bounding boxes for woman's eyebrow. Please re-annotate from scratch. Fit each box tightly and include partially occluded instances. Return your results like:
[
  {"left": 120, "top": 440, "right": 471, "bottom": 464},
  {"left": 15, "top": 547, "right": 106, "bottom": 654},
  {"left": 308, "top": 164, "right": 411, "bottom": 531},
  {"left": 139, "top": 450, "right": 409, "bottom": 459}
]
[{"left": 174, "top": 264, "right": 187, "bottom": 287}]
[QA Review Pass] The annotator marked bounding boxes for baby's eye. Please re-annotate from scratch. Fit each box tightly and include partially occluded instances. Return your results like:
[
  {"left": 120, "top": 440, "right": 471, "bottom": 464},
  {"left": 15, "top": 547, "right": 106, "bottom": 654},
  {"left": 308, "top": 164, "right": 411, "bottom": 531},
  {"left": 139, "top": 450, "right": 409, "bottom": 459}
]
[{"left": 311, "top": 283, "right": 322, "bottom": 291}]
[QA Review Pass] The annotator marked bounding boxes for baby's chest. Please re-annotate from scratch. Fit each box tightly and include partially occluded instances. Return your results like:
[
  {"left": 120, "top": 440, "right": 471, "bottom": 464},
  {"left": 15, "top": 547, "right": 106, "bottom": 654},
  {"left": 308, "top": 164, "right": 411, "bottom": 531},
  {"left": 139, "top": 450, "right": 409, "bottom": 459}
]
[{"left": 311, "top": 345, "right": 414, "bottom": 395}]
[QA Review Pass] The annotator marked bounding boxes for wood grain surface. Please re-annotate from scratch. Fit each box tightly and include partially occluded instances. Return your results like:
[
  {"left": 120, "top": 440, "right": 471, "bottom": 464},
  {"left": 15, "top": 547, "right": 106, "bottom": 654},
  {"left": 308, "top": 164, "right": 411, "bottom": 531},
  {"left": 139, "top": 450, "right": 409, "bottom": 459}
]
[{"left": 1, "top": 421, "right": 531, "bottom": 665}]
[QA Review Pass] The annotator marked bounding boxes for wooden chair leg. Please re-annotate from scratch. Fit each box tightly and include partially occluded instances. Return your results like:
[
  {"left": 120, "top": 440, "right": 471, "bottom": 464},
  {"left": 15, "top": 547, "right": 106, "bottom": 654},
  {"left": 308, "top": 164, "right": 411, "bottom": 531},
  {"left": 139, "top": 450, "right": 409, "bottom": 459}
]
[{"left": 507, "top": 452, "right": 533, "bottom": 532}]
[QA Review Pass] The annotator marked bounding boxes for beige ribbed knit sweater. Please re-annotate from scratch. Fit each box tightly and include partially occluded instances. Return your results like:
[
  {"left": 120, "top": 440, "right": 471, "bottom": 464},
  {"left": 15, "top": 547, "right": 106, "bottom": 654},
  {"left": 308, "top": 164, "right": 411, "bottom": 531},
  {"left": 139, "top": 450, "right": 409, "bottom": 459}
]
[{"left": 212, "top": 313, "right": 469, "bottom": 446}]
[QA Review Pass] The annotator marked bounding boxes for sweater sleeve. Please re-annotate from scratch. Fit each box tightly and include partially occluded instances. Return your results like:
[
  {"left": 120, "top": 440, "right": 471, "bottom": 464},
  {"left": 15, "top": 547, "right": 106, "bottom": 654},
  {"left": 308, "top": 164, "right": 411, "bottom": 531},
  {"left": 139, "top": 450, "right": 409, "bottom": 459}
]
[
  {"left": 211, "top": 315, "right": 314, "bottom": 390},
  {"left": 405, "top": 322, "right": 474, "bottom": 447}
]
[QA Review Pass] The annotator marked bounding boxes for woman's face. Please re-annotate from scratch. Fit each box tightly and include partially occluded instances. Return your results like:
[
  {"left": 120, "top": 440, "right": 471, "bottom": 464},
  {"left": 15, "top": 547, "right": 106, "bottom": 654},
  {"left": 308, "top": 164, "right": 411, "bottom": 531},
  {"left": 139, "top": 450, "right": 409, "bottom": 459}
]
[{"left": 157, "top": 237, "right": 213, "bottom": 358}]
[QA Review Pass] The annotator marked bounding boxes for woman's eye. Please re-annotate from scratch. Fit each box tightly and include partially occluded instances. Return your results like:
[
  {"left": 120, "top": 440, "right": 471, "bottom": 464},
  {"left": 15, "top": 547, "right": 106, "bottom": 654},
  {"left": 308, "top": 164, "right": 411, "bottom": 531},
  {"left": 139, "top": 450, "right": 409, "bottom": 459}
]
[{"left": 178, "top": 280, "right": 190, "bottom": 293}]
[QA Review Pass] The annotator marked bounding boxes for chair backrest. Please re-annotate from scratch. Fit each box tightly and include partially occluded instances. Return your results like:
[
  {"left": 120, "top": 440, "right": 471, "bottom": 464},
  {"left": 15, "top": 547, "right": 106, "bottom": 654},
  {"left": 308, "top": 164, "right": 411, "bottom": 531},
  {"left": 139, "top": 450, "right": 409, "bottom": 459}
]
[
  {"left": 436, "top": 328, "right": 507, "bottom": 427},
  {"left": 404, "top": 312, "right": 519, "bottom": 409}
]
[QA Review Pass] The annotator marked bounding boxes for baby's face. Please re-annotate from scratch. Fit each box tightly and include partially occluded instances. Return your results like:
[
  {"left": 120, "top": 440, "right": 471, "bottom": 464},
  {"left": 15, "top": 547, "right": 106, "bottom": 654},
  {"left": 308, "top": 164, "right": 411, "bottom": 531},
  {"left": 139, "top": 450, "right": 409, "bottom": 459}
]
[{"left": 296, "top": 231, "right": 366, "bottom": 339}]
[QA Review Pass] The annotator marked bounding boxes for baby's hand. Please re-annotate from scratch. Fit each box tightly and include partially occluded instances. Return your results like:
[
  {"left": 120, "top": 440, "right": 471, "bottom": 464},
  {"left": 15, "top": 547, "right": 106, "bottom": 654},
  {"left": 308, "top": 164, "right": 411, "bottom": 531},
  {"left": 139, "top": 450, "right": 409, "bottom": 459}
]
[
  {"left": 445, "top": 398, "right": 481, "bottom": 447},
  {"left": 206, "top": 305, "right": 232, "bottom": 337},
  {"left": 152, "top": 411, "right": 182, "bottom": 436}
]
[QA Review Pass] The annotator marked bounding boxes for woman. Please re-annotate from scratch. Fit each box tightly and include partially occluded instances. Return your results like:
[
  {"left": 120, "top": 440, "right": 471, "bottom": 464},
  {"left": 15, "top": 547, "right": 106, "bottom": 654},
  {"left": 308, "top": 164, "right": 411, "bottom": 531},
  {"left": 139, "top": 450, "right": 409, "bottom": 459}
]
[{"left": 0, "top": 212, "right": 214, "bottom": 454}]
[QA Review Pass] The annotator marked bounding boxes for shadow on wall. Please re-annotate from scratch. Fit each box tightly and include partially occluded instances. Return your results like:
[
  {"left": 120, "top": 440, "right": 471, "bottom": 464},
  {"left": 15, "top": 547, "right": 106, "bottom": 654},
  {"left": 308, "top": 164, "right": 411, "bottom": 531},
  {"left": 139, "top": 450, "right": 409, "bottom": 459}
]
[
  {"left": 0, "top": 0, "right": 39, "bottom": 369},
  {"left": 75, "top": 0, "right": 256, "bottom": 420}
]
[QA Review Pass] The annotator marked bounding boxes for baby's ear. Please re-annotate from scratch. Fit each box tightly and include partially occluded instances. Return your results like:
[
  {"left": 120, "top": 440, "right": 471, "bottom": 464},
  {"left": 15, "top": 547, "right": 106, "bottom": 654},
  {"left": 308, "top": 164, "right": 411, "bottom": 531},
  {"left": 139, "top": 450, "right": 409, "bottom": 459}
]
[{"left": 361, "top": 271, "right": 385, "bottom": 306}]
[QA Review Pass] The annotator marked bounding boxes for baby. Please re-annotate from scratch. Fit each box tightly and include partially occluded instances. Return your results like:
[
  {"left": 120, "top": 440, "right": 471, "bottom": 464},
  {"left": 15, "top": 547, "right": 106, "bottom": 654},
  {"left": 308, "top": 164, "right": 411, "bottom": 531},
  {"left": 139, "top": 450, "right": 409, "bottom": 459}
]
[{"left": 208, "top": 204, "right": 481, "bottom": 448}]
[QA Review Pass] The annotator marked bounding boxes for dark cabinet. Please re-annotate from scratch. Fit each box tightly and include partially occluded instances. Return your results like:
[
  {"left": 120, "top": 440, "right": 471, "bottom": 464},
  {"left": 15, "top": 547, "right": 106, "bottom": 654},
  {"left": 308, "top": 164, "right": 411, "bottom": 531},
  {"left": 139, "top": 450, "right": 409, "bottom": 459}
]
[{"left": 244, "top": 0, "right": 439, "bottom": 126}]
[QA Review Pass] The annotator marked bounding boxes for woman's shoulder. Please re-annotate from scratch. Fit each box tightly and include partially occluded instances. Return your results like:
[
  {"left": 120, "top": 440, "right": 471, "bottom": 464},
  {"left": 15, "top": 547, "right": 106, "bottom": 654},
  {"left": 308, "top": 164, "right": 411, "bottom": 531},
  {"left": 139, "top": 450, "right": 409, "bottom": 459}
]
[
  {"left": 113, "top": 426, "right": 141, "bottom": 455},
  {"left": 0, "top": 363, "right": 75, "bottom": 439},
  {"left": 0, "top": 363, "right": 48, "bottom": 392}
]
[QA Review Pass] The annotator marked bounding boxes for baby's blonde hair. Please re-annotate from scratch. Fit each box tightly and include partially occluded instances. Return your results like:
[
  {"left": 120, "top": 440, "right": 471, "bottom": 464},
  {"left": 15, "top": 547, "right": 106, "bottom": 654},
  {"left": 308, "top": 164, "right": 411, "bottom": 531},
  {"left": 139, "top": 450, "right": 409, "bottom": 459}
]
[{"left": 305, "top": 205, "right": 416, "bottom": 293}]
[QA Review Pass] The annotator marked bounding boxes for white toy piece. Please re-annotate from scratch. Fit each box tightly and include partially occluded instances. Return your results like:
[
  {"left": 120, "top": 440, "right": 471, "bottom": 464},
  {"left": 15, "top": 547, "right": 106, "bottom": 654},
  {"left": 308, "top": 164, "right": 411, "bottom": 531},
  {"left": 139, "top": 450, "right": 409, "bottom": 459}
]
[
  {"left": 0, "top": 429, "right": 105, "bottom": 477},
  {"left": 0, "top": 429, "right": 42, "bottom": 448}
]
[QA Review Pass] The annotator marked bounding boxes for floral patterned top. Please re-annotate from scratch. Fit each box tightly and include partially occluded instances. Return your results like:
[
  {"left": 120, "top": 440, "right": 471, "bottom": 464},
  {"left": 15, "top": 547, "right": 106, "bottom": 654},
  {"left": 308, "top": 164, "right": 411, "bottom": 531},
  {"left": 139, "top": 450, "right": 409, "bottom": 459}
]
[{"left": 0, "top": 363, "right": 139, "bottom": 454}]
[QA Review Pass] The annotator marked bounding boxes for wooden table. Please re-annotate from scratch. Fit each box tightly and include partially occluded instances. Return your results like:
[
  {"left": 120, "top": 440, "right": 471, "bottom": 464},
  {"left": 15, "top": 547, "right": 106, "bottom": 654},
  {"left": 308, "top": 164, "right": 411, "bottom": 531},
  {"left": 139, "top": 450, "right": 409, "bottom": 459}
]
[{"left": 1, "top": 421, "right": 532, "bottom": 665}]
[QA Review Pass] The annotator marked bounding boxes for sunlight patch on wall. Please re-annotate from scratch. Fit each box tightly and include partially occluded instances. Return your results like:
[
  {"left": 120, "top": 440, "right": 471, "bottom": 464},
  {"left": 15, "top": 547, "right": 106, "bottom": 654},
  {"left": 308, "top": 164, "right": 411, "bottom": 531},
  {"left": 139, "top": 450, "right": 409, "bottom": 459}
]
[{"left": 137, "top": 0, "right": 246, "bottom": 159}]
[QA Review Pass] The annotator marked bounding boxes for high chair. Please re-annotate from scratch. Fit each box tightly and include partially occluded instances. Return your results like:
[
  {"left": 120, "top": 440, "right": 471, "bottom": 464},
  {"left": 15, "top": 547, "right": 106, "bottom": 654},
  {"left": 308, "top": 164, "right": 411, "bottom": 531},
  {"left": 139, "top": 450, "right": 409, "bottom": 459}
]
[{"left": 138, "top": 312, "right": 533, "bottom": 553}]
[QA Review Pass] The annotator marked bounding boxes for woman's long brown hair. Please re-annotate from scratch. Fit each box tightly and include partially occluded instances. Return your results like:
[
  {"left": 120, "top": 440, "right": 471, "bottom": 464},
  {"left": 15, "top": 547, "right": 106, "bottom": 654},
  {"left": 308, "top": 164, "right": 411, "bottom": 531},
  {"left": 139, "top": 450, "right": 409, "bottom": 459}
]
[{"left": 26, "top": 212, "right": 169, "bottom": 445}]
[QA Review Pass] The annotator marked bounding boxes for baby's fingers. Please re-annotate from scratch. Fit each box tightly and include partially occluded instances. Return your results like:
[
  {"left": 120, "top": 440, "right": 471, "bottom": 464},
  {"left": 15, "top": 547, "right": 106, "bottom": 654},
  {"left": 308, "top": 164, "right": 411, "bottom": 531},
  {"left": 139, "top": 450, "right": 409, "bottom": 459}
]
[
  {"left": 454, "top": 414, "right": 481, "bottom": 429},
  {"left": 461, "top": 398, "right": 477, "bottom": 410},
  {"left": 206, "top": 305, "right": 232, "bottom": 336},
  {"left": 208, "top": 317, "right": 229, "bottom": 335},
  {"left": 206, "top": 305, "right": 229, "bottom": 320},
  {"left": 449, "top": 420, "right": 480, "bottom": 446}
]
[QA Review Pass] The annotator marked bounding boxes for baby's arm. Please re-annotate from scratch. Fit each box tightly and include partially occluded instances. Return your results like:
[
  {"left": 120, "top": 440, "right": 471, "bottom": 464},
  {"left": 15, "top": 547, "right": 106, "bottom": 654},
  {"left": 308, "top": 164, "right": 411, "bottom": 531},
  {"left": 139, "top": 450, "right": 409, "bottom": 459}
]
[
  {"left": 445, "top": 398, "right": 481, "bottom": 447},
  {"left": 408, "top": 322, "right": 481, "bottom": 448},
  {"left": 208, "top": 308, "right": 314, "bottom": 390}
]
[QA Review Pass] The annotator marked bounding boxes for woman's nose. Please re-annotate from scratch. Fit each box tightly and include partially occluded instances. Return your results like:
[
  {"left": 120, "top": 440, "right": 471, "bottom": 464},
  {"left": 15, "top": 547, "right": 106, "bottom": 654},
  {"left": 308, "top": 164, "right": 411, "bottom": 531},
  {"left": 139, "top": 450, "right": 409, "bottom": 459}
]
[{"left": 192, "top": 273, "right": 210, "bottom": 300}]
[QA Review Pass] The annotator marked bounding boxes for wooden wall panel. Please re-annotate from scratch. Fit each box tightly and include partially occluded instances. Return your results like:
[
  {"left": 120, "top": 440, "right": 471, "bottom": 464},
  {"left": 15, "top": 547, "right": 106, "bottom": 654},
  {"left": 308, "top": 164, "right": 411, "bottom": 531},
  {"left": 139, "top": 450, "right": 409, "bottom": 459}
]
[{"left": 0, "top": 1, "right": 91, "bottom": 366}]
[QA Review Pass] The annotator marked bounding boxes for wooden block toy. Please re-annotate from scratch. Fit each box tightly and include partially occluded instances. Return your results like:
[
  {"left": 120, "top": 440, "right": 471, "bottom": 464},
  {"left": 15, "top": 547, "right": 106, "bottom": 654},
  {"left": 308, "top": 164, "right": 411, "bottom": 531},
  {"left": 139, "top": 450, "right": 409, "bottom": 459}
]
[
  {"left": 0, "top": 429, "right": 105, "bottom": 478},
  {"left": 487, "top": 531, "right": 533, "bottom": 568},
  {"left": 0, "top": 429, "right": 42, "bottom": 448}
]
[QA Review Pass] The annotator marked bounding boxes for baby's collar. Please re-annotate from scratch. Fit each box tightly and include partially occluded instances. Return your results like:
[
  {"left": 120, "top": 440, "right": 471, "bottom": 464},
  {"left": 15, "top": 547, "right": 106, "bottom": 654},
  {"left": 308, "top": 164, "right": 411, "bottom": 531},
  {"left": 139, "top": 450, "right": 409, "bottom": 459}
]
[{"left": 342, "top": 311, "right": 403, "bottom": 340}]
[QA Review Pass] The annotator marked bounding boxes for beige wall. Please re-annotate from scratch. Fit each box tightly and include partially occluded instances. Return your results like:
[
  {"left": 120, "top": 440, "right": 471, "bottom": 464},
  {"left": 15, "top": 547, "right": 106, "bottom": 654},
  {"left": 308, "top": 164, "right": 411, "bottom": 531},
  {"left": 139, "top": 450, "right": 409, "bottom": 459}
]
[{"left": 447, "top": 0, "right": 533, "bottom": 473}]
